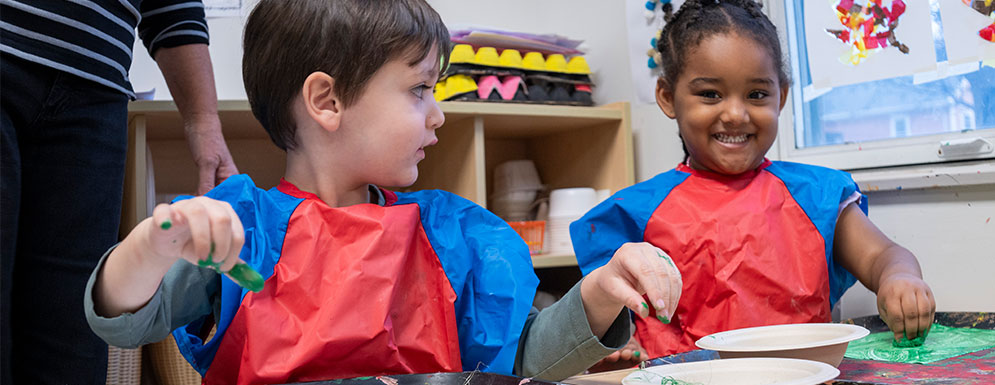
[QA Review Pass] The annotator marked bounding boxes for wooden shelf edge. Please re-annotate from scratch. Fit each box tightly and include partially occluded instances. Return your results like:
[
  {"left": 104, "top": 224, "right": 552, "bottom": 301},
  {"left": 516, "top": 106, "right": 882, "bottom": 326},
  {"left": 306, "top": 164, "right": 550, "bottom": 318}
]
[
  {"left": 441, "top": 101, "right": 624, "bottom": 120},
  {"left": 531, "top": 253, "right": 578, "bottom": 269}
]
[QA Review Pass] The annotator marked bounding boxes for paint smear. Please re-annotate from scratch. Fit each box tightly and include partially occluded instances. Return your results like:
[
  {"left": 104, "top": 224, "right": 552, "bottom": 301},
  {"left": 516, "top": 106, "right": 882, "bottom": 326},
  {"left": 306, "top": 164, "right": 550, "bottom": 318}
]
[{"left": 845, "top": 324, "right": 995, "bottom": 364}]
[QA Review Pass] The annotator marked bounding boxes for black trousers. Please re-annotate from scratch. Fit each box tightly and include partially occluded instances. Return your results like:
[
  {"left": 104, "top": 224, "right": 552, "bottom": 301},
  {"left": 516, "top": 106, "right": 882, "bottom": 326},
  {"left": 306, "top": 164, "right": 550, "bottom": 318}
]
[{"left": 2, "top": 53, "right": 128, "bottom": 385}]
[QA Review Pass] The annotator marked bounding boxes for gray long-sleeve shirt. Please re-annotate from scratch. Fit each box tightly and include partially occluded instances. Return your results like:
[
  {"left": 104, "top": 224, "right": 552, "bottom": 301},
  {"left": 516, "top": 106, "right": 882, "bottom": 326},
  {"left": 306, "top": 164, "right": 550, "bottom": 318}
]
[{"left": 85, "top": 247, "right": 629, "bottom": 381}]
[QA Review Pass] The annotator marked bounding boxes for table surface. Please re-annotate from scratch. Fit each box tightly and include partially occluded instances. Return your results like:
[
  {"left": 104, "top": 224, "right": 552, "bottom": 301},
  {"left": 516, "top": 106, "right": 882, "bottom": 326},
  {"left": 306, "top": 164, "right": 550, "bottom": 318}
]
[
  {"left": 287, "top": 312, "right": 994, "bottom": 385},
  {"left": 640, "top": 312, "right": 995, "bottom": 385}
]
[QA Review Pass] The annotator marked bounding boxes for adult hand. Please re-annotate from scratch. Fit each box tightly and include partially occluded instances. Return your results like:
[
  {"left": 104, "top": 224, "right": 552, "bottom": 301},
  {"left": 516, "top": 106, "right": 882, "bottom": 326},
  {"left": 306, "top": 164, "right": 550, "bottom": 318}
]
[
  {"left": 185, "top": 114, "right": 238, "bottom": 195},
  {"left": 877, "top": 273, "right": 935, "bottom": 342}
]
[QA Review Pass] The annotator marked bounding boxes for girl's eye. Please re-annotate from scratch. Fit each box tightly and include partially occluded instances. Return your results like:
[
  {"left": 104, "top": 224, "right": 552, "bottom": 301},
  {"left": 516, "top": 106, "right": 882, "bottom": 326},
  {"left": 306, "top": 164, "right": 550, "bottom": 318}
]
[
  {"left": 749, "top": 90, "right": 769, "bottom": 99},
  {"left": 412, "top": 84, "right": 431, "bottom": 98},
  {"left": 697, "top": 91, "right": 720, "bottom": 100}
]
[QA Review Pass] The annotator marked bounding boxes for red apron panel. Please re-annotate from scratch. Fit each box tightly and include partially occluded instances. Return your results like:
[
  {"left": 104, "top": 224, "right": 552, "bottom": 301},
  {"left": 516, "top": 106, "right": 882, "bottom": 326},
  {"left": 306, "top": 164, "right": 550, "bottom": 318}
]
[
  {"left": 204, "top": 196, "right": 461, "bottom": 384},
  {"left": 637, "top": 166, "right": 831, "bottom": 357}
]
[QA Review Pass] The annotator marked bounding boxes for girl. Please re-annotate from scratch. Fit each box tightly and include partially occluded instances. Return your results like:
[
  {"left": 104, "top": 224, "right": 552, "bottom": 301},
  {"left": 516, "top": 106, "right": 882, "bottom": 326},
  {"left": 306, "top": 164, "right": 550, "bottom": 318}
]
[{"left": 572, "top": 0, "right": 935, "bottom": 359}]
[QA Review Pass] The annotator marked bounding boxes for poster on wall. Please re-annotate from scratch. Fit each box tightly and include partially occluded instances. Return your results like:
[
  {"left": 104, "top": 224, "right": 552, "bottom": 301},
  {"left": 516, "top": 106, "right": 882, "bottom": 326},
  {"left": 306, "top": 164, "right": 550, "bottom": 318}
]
[
  {"left": 626, "top": 0, "right": 685, "bottom": 104},
  {"left": 939, "top": 0, "right": 995, "bottom": 65},
  {"left": 804, "top": 0, "right": 937, "bottom": 88}
]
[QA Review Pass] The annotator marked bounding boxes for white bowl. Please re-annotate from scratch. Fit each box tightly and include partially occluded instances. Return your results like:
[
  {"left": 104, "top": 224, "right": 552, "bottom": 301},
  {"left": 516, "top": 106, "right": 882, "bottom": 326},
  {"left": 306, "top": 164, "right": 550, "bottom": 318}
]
[
  {"left": 622, "top": 357, "right": 839, "bottom": 385},
  {"left": 549, "top": 188, "right": 596, "bottom": 217},
  {"left": 695, "top": 323, "right": 870, "bottom": 367},
  {"left": 493, "top": 160, "right": 542, "bottom": 193}
]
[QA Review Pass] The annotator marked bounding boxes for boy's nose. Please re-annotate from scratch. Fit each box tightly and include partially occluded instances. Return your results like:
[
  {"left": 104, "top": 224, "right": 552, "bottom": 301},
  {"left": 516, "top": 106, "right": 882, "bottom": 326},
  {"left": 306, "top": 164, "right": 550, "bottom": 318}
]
[
  {"left": 720, "top": 99, "right": 749, "bottom": 128},
  {"left": 427, "top": 98, "right": 445, "bottom": 130}
]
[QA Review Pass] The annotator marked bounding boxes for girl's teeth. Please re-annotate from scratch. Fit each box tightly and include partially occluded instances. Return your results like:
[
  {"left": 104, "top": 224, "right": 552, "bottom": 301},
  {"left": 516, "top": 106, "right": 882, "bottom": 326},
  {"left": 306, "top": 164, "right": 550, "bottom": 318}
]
[{"left": 714, "top": 134, "right": 748, "bottom": 143}]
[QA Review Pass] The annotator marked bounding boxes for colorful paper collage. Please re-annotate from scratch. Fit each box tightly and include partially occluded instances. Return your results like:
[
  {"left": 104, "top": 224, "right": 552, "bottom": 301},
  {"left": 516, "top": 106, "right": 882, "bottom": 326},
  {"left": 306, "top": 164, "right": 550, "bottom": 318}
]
[
  {"left": 826, "top": 0, "right": 911, "bottom": 65},
  {"left": 805, "top": 0, "right": 937, "bottom": 89},
  {"left": 940, "top": 0, "right": 995, "bottom": 65}
]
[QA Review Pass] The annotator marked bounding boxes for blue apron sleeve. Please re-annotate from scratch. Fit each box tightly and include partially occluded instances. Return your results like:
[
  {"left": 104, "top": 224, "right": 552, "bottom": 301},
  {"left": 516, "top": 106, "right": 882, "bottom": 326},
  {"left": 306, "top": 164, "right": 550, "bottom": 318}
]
[
  {"left": 571, "top": 170, "right": 690, "bottom": 276},
  {"left": 170, "top": 175, "right": 303, "bottom": 375},
  {"left": 396, "top": 190, "right": 538, "bottom": 375},
  {"left": 766, "top": 162, "right": 865, "bottom": 307}
]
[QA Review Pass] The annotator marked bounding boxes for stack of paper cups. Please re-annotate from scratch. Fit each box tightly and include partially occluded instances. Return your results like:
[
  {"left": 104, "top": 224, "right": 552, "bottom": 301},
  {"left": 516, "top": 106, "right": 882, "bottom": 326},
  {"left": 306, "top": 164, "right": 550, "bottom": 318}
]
[{"left": 544, "top": 188, "right": 597, "bottom": 255}]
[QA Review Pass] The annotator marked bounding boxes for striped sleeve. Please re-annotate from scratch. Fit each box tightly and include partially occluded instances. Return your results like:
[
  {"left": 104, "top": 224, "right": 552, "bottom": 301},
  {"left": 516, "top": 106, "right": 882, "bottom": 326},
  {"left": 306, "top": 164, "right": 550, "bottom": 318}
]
[{"left": 137, "top": 0, "right": 209, "bottom": 56}]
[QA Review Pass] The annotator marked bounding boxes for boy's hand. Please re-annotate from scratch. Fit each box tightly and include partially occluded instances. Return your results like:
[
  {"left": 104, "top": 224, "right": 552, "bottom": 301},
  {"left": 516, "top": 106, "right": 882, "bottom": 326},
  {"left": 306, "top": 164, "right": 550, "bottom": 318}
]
[
  {"left": 877, "top": 273, "right": 935, "bottom": 342},
  {"left": 587, "top": 334, "right": 647, "bottom": 373},
  {"left": 581, "top": 242, "right": 683, "bottom": 336},
  {"left": 147, "top": 197, "right": 246, "bottom": 273}
]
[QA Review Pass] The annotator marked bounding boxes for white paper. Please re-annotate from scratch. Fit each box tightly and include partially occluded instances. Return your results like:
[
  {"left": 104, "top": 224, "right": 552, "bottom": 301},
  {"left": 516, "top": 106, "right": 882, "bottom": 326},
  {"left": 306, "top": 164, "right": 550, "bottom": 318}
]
[
  {"left": 205, "top": 0, "right": 242, "bottom": 18},
  {"left": 805, "top": 0, "right": 938, "bottom": 89},
  {"left": 939, "top": 0, "right": 995, "bottom": 64},
  {"left": 626, "top": 0, "right": 685, "bottom": 104}
]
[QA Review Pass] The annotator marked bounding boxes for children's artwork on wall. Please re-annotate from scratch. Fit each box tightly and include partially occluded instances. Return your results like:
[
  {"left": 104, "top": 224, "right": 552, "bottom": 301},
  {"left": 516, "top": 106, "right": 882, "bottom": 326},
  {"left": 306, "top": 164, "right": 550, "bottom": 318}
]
[
  {"left": 805, "top": 0, "right": 937, "bottom": 88},
  {"left": 939, "top": 0, "right": 995, "bottom": 65},
  {"left": 626, "top": 0, "right": 685, "bottom": 104}
]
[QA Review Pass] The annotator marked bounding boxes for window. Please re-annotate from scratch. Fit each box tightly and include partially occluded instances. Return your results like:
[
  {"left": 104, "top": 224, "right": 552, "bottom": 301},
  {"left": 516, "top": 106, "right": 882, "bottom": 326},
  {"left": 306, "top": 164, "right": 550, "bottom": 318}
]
[{"left": 776, "top": 0, "right": 995, "bottom": 170}]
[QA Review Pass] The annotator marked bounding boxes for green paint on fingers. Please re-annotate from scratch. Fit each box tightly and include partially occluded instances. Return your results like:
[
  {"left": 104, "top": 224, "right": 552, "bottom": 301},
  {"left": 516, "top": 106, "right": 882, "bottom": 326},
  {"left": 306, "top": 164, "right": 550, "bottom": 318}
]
[
  {"left": 657, "top": 315, "right": 670, "bottom": 324},
  {"left": 633, "top": 351, "right": 640, "bottom": 359},
  {"left": 642, "top": 302, "right": 649, "bottom": 310},
  {"left": 657, "top": 252, "right": 675, "bottom": 267},
  {"left": 160, "top": 220, "right": 172, "bottom": 230}
]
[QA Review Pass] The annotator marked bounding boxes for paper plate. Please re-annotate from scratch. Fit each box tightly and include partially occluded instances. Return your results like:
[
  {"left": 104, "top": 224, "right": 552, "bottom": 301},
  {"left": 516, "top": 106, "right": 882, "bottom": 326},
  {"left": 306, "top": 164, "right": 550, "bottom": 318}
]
[
  {"left": 621, "top": 358, "right": 839, "bottom": 385},
  {"left": 695, "top": 323, "right": 869, "bottom": 352}
]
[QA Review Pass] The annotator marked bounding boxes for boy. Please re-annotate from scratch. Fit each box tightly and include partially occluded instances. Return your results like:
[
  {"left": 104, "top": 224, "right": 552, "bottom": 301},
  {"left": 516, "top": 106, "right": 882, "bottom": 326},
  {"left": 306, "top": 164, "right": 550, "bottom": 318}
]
[{"left": 85, "top": 1, "right": 682, "bottom": 383}]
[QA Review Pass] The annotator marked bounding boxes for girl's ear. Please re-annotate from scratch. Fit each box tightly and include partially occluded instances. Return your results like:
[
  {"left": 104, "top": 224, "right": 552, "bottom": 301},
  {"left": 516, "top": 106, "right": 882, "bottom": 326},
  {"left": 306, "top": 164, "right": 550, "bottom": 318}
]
[
  {"left": 656, "top": 77, "right": 677, "bottom": 119},
  {"left": 302, "top": 71, "right": 342, "bottom": 133},
  {"left": 779, "top": 85, "right": 789, "bottom": 111}
]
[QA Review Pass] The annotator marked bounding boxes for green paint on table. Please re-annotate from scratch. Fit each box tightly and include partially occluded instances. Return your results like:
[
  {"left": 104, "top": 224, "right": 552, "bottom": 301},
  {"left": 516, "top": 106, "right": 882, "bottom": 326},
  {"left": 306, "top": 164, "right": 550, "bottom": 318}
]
[{"left": 845, "top": 324, "right": 995, "bottom": 364}]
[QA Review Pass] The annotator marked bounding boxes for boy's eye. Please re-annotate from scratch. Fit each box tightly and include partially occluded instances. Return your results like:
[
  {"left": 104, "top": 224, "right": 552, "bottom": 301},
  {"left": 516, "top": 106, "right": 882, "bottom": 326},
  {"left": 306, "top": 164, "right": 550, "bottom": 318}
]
[{"left": 412, "top": 84, "right": 431, "bottom": 98}]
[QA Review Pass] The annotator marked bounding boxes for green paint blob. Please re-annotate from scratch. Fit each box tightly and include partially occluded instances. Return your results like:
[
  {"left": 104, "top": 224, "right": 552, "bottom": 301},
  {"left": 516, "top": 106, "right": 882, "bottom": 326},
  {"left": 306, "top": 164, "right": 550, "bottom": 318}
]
[
  {"left": 228, "top": 262, "right": 265, "bottom": 293},
  {"left": 893, "top": 334, "right": 926, "bottom": 347},
  {"left": 160, "top": 220, "right": 172, "bottom": 230},
  {"left": 642, "top": 302, "right": 649, "bottom": 310},
  {"left": 633, "top": 351, "right": 640, "bottom": 358},
  {"left": 845, "top": 324, "right": 995, "bottom": 364},
  {"left": 657, "top": 315, "right": 670, "bottom": 324}
]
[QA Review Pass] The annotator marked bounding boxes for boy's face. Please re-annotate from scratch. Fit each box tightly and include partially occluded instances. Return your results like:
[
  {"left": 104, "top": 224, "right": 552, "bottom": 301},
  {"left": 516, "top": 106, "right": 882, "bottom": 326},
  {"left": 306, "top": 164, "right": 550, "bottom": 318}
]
[
  {"left": 656, "top": 32, "right": 787, "bottom": 175},
  {"left": 338, "top": 46, "right": 445, "bottom": 187}
]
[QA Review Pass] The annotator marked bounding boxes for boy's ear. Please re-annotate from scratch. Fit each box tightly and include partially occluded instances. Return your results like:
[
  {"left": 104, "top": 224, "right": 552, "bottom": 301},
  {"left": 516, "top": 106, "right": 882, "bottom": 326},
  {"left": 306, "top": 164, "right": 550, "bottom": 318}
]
[
  {"left": 656, "top": 78, "right": 677, "bottom": 119},
  {"left": 779, "top": 85, "right": 789, "bottom": 111},
  {"left": 302, "top": 72, "right": 342, "bottom": 132}
]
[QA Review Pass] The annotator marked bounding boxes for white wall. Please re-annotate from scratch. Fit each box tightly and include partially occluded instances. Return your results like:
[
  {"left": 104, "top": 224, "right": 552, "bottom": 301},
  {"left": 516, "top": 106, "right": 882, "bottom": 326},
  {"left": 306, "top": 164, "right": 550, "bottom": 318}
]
[{"left": 128, "top": 0, "right": 993, "bottom": 315}]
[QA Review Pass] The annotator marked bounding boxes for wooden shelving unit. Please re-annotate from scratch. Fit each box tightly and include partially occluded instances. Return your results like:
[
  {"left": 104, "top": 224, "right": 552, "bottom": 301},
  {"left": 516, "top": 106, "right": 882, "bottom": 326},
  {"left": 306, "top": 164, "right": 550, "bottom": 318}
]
[{"left": 122, "top": 100, "right": 633, "bottom": 269}]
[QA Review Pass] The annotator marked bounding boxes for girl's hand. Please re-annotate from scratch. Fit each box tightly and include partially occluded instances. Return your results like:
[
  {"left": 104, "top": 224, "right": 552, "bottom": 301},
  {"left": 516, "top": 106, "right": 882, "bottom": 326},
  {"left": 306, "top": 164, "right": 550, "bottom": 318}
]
[
  {"left": 877, "top": 273, "right": 935, "bottom": 342},
  {"left": 147, "top": 197, "right": 245, "bottom": 273},
  {"left": 581, "top": 242, "right": 683, "bottom": 336}
]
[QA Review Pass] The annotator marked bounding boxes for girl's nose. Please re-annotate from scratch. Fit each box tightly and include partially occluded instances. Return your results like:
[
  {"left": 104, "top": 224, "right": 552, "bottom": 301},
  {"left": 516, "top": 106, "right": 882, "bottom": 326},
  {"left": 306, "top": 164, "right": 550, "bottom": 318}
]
[{"left": 720, "top": 98, "right": 749, "bottom": 128}]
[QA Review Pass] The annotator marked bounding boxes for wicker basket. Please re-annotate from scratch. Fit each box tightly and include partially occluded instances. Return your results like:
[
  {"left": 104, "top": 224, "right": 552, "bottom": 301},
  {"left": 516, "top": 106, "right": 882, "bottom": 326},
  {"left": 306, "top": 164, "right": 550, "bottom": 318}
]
[
  {"left": 106, "top": 346, "right": 141, "bottom": 385},
  {"left": 146, "top": 337, "right": 202, "bottom": 385}
]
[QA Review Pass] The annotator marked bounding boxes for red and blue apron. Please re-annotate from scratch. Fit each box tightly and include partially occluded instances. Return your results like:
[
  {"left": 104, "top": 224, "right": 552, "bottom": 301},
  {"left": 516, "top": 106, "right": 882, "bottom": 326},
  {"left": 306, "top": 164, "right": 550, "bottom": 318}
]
[
  {"left": 171, "top": 176, "right": 537, "bottom": 384},
  {"left": 572, "top": 160, "right": 865, "bottom": 358}
]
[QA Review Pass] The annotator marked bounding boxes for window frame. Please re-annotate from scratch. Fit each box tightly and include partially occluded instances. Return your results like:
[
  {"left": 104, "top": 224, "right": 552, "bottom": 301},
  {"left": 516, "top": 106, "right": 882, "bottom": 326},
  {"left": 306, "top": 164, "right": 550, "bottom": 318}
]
[{"left": 766, "top": 0, "right": 995, "bottom": 172}]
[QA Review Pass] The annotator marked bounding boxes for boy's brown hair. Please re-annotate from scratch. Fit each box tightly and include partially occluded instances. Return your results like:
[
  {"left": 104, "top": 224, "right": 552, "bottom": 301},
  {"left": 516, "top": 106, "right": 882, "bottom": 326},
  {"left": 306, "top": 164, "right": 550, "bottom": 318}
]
[{"left": 243, "top": 0, "right": 451, "bottom": 150}]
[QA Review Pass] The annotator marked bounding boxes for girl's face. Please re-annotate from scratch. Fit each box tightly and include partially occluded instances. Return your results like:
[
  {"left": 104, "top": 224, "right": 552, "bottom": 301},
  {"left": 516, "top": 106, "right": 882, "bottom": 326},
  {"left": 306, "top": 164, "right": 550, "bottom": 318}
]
[{"left": 656, "top": 32, "right": 788, "bottom": 176}]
